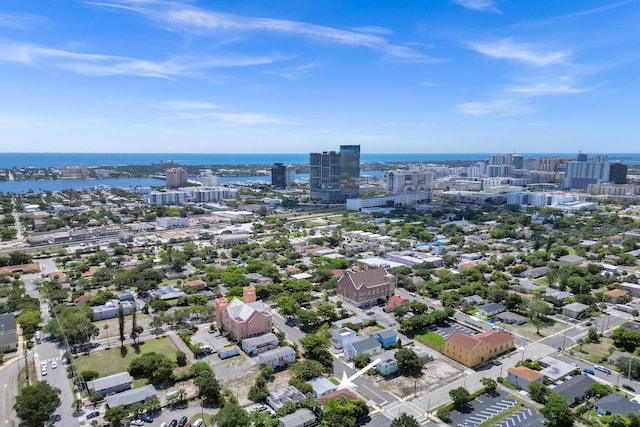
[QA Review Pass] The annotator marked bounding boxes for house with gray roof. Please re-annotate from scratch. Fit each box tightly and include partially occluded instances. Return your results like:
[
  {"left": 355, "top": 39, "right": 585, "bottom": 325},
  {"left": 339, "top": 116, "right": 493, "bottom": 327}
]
[
  {"left": 551, "top": 375, "right": 596, "bottom": 407},
  {"left": 0, "top": 313, "right": 17, "bottom": 353},
  {"left": 496, "top": 311, "right": 527, "bottom": 325},
  {"left": 344, "top": 337, "right": 382, "bottom": 361},
  {"left": 278, "top": 408, "right": 316, "bottom": 427},
  {"left": 595, "top": 393, "right": 640, "bottom": 416},
  {"left": 150, "top": 285, "right": 186, "bottom": 301},
  {"left": 92, "top": 299, "right": 133, "bottom": 321},
  {"left": 105, "top": 385, "right": 156, "bottom": 408},
  {"left": 477, "top": 302, "right": 506, "bottom": 317},
  {"left": 521, "top": 266, "right": 549, "bottom": 279},
  {"left": 258, "top": 346, "right": 296, "bottom": 369},
  {"left": 463, "top": 295, "right": 485, "bottom": 306},
  {"left": 266, "top": 385, "right": 306, "bottom": 411},
  {"left": 369, "top": 329, "right": 397, "bottom": 349},
  {"left": 87, "top": 372, "right": 132, "bottom": 396},
  {"left": 308, "top": 376, "right": 336, "bottom": 398},
  {"left": 562, "top": 302, "right": 590, "bottom": 319},
  {"left": 241, "top": 333, "right": 278, "bottom": 356}
]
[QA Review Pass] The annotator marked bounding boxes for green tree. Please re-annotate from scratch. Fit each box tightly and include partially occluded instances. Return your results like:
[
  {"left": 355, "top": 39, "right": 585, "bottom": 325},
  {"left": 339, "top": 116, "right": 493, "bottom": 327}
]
[
  {"left": 291, "top": 359, "right": 325, "bottom": 380},
  {"left": 194, "top": 371, "right": 221, "bottom": 404},
  {"left": 300, "top": 332, "right": 333, "bottom": 373},
  {"left": 354, "top": 353, "right": 371, "bottom": 370},
  {"left": 118, "top": 304, "right": 125, "bottom": 348},
  {"left": 589, "top": 383, "right": 612, "bottom": 399},
  {"left": 214, "top": 403, "right": 250, "bottom": 427},
  {"left": 277, "top": 296, "right": 300, "bottom": 318},
  {"left": 481, "top": 377, "right": 497, "bottom": 392},
  {"left": 128, "top": 352, "right": 175, "bottom": 385},
  {"left": 528, "top": 382, "right": 549, "bottom": 404},
  {"left": 587, "top": 327, "right": 599, "bottom": 343},
  {"left": 248, "top": 375, "right": 270, "bottom": 402},
  {"left": 16, "top": 310, "right": 42, "bottom": 336},
  {"left": 104, "top": 406, "right": 127, "bottom": 427},
  {"left": 189, "top": 361, "right": 213, "bottom": 378},
  {"left": 540, "top": 393, "right": 575, "bottom": 427},
  {"left": 449, "top": 387, "right": 471, "bottom": 408},
  {"left": 391, "top": 413, "right": 420, "bottom": 427},
  {"left": 176, "top": 350, "right": 187, "bottom": 367},
  {"left": 395, "top": 348, "right": 422, "bottom": 376},
  {"left": 14, "top": 381, "right": 61, "bottom": 427},
  {"left": 324, "top": 396, "right": 369, "bottom": 427},
  {"left": 43, "top": 306, "right": 98, "bottom": 351},
  {"left": 130, "top": 305, "right": 139, "bottom": 344}
]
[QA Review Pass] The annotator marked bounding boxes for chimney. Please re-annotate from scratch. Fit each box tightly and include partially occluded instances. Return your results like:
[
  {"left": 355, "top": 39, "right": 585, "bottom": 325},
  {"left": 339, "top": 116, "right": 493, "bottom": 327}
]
[{"left": 243, "top": 286, "right": 256, "bottom": 304}]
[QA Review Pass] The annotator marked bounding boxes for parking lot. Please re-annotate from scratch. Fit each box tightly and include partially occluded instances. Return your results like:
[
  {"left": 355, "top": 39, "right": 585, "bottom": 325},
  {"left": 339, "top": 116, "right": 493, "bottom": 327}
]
[
  {"left": 448, "top": 390, "right": 518, "bottom": 427},
  {"left": 493, "top": 407, "right": 546, "bottom": 427},
  {"left": 433, "top": 321, "right": 475, "bottom": 340}
]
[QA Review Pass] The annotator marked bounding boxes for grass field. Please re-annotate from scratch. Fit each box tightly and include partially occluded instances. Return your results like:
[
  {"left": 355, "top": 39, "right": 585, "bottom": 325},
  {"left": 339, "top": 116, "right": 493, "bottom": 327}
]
[
  {"left": 572, "top": 337, "right": 614, "bottom": 365},
  {"left": 416, "top": 331, "right": 445, "bottom": 352},
  {"left": 73, "top": 336, "right": 180, "bottom": 378}
]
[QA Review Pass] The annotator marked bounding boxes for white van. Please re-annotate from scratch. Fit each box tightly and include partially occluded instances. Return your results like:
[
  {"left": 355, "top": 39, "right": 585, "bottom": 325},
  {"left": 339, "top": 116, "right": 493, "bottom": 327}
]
[
  {"left": 594, "top": 365, "right": 612, "bottom": 374},
  {"left": 193, "top": 419, "right": 204, "bottom": 427}
]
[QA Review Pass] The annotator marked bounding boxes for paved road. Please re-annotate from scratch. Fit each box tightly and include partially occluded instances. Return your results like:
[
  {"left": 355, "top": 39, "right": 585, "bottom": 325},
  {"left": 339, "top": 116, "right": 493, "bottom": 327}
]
[
  {"left": 333, "top": 357, "right": 396, "bottom": 406},
  {"left": 0, "top": 358, "right": 21, "bottom": 427}
]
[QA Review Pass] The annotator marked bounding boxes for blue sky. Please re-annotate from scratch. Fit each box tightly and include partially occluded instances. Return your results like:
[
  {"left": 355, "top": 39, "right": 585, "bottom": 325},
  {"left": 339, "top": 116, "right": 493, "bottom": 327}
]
[{"left": 0, "top": 0, "right": 638, "bottom": 154}]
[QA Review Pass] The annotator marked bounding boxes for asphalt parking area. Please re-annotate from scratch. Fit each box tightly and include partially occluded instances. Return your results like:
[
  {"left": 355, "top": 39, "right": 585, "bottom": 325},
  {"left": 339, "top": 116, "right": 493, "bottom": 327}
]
[
  {"left": 493, "top": 407, "right": 546, "bottom": 427},
  {"left": 448, "top": 391, "right": 518, "bottom": 427},
  {"left": 433, "top": 322, "right": 475, "bottom": 339}
]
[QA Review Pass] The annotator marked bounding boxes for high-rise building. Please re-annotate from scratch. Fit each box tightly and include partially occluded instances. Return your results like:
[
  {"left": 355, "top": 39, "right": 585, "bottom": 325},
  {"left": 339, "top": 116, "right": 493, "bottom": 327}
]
[
  {"left": 166, "top": 167, "right": 188, "bottom": 188},
  {"left": 563, "top": 155, "right": 611, "bottom": 189},
  {"left": 309, "top": 145, "right": 360, "bottom": 202},
  {"left": 609, "top": 163, "right": 628, "bottom": 184},
  {"left": 270, "top": 163, "right": 295, "bottom": 188},
  {"left": 385, "top": 164, "right": 434, "bottom": 194}
]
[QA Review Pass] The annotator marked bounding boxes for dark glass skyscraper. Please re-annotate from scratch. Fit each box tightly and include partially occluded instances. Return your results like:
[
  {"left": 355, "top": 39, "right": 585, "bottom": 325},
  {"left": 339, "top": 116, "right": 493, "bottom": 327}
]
[{"left": 309, "top": 145, "right": 360, "bottom": 202}]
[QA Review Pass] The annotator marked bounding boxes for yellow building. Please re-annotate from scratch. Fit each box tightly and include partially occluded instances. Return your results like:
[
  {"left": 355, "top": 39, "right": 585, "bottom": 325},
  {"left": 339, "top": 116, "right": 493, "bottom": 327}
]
[{"left": 444, "top": 330, "right": 515, "bottom": 368}]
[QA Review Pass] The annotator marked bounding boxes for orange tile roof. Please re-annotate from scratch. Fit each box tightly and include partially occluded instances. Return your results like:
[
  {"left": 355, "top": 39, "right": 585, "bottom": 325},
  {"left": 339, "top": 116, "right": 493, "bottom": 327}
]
[
  {"left": 605, "top": 289, "right": 629, "bottom": 297},
  {"left": 389, "top": 295, "right": 408, "bottom": 305},
  {"left": 508, "top": 366, "right": 544, "bottom": 382},
  {"left": 475, "top": 330, "right": 514, "bottom": 347},
  {"left": 447, "top": 332, "right": 482, "bottom": 351}
]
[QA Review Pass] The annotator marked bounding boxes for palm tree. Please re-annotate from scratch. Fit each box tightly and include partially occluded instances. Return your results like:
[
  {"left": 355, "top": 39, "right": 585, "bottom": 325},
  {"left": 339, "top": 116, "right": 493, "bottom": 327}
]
[
  {"left": 577, "top": 338, "right": 585, "bottom": 353},
  {"left": 103, "top": 324, "right": 110, "bottom": 348},
  {"left": 72, "top": 398, "right": 83, "bottom": 414},
  {"left": 177, "top": 389, "right": 187, "bottom": 403}
]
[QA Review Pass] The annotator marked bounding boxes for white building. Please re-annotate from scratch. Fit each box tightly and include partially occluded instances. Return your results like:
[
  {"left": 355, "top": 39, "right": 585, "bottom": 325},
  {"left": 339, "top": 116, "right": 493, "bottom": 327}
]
[
  {"left": 258, "top": 347, "right": 297, "bottom": 368},
  {"left": 92, "top": 300, "right": 133, "bottom": 321},
  {"left": 156, "top": 217, "right": 189, "bottom": 228},
  {"left": 385, "top": 165, "right": 433, "bottom": 194}
]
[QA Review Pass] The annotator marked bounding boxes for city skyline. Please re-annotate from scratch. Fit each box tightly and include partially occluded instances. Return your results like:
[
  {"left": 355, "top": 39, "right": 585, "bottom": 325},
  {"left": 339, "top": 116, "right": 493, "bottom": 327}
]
[{"left": 0, "top": 0, "right": 639, "bottom": 153}]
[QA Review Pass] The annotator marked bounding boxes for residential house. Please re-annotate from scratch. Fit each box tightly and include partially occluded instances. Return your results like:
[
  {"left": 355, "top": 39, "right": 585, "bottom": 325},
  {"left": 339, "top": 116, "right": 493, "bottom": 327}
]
[
  {"left": 383, "top": 294, "right": 410, "bottom": 312},
  {"left": 279, "top": 408, "right": 317, "bottom": 427},
  {"left": 308, "top": 377, "right": 337, "bottom": 398},
  {"left": 552, "top": 375, "right": 596, "bottom": 407},
  {"left": 496, "top": 311, "right": 527, "bottom": 325},
  {"left": 344, "top": 337, "right": 382, "bottom": 361},
  {"left": 337, "top": 267, "right": 394, "bottom": 308},
  {"left": 0, "top": 313, "right": 17, "bottom": 353},
  {"left": 562, "top": 302, "right": 590, "bottom": 319},
  {"left": 92, "top": 300, "right": 133, "bottom": 321},
  {"left": 267, "top": 386, "right": 306, "bottom": 411},
  {"left": 150, "top": 285, "right": 186, "bottom": 301},
  {"left": 521, "top": 266, "right": 549, "bottom": 279},
  {"left": 331, "top": 328, "right": 356, "bottom": 350},
  {"left": 215, "top": 286, "right": 272, "bottom": 343},
  {"left": 317, "top": 389, "right": 360, "bottom": 405},
  {"left": 558, "top": 255, "right": 587, "bottom": 265},
  {"left": 608, "top": 350, "right": 639, "bottom": 366},
  {"left": 540, "top": 357, "right": 577, "bottom": 381},
  {"left": 548, "top": 291, "right": 575, "bottom": 305},
  {"left": 595, "top": 393, "right": 640, "bottom": 416},
  {"left": 444, "top": 330, "right": 515, "bottom": 368},
  {"left": 605, "top": 289, "right": 630, "bottom": 304},
  {"left": 331, "top": 316, "right": 363, "bottom": 329},
  {"left": 183, "top": 279, "right": 207, "bottom": 292},
  {"left": 477, "top": 303, "right": 506, "bottom": 317},
  {"left": 242, "top": 333, "right": 278, "bottom": 356},
  {"left": 373, "top": 350, "right": 398, "bottom": 376},
  {"left": 87, "top": 372, "right": 132, "bottom": 396},
  {"left": 369, "top": 329, "right": 398, "bottom": 349},
  {"left": 463, "top": 295, "right": 485, "bottom": 306},
  {"left": 507, "top": 366, "right": 544, "bottom": 390},
  {"left": 258, "top": 346, "right": 297, "bottom": 369},
  {"left": 105, "top": 385, "right": 157, "bottom": 408}
]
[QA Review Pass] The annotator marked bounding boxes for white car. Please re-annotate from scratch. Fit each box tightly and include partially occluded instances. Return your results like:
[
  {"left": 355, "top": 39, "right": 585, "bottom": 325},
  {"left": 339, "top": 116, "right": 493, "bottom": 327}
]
[
  {"left": 131, "top": 420, "right": 145, "bottom": 426},
  {"left": 41, "top": 368, "right": 48, "bottom": 376},
  {"left": 51, "top": 361, "right": 57, "bottom": 369},
  {"left": 40, "top": 360, "right": 47, "bottom": 367}
]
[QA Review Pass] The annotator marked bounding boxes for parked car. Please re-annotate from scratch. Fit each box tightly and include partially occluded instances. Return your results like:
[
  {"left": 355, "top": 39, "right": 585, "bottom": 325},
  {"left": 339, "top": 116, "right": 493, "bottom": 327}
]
[
  {"left": 193, "top": 419, "right": 204, "bottom": 427},
  {"left": 492, "top": 360, "right": 502, "bottom": 366},
  {"left": 169, "top": 420, "right": 178, "bottom": 427},
  {"left": 583, "top": 368, "right": 595, "bottom": 375},
  {"left": 51, "top": 361, "right": 57, "bottom": 369},
  {"left": 255, "top": 403, "right": 268, "bottom": 412},
  {"left": 86, "top": 411, "right": 100, "bottom": 419},
  {"left": 623, "top": 384, "right": 636, "bottom": 392},
  {"left": 143, "top": 415, "right": 153, "bottom": 422},
  {"left": 41, "top": 368, "right": 47, "bottom": 376},
  {"left": 131, "top": 420, "right": 145, "bottom": 426},
  {"left": 178, "top": 416, "right": 188, "bottom": 427},
  {"left": 594, "top": 365, "right": 612, "bottom": 374}
]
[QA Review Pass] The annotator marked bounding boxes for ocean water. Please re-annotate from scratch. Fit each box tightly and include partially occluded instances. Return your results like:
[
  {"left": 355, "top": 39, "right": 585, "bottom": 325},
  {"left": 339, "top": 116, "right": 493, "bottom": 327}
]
[{"left": 2, "top": 152, "right": 638, "bottom": 169}]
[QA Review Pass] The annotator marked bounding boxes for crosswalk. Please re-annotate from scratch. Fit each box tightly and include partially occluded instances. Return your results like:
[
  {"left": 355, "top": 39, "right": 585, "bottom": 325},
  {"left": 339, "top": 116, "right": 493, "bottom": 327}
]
[{"left": 456, "top": 398, "right": 518, "bottom": 427}]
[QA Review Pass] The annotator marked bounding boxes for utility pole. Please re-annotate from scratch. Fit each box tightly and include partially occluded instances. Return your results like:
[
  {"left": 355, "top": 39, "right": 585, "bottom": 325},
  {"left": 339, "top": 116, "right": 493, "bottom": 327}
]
[{"left": 629, "top": 357, "right": 633, "bottom": 381}]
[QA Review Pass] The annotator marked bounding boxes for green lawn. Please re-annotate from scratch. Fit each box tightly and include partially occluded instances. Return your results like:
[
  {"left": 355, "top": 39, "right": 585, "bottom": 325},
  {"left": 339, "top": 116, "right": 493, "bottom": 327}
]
[
  {"left": 73, "top": 336, "right": 180, "bottom": 378},
  {"left": 416, "top": 331, "right": 445, "bottom": 352}
]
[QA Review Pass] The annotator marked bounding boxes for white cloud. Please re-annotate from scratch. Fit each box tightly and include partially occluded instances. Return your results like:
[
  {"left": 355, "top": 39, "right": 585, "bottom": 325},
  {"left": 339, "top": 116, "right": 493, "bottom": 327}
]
[
  {"left": 151, "top": 101, "right": 220, "bottom": 110},
  {"left": 0, "top": 40, "right": 284, "bottom": 78},
  {"left": 0, "top": 13, "right": 48, "bottom": 29},
  {"left": 468, "top": 38, "right": 570, "bottom": 66},
  {"left": 90, "top": 1, "right": 437, "bottom": 63},
  {"left": 507, "top": 81, "right": 594, "bottom": 96},
  {"left": 457, "top": 98, "right": 530, "bottom": 116},
  {"left": 452, "top": 0, "right": 500, "bottom": 13}
]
